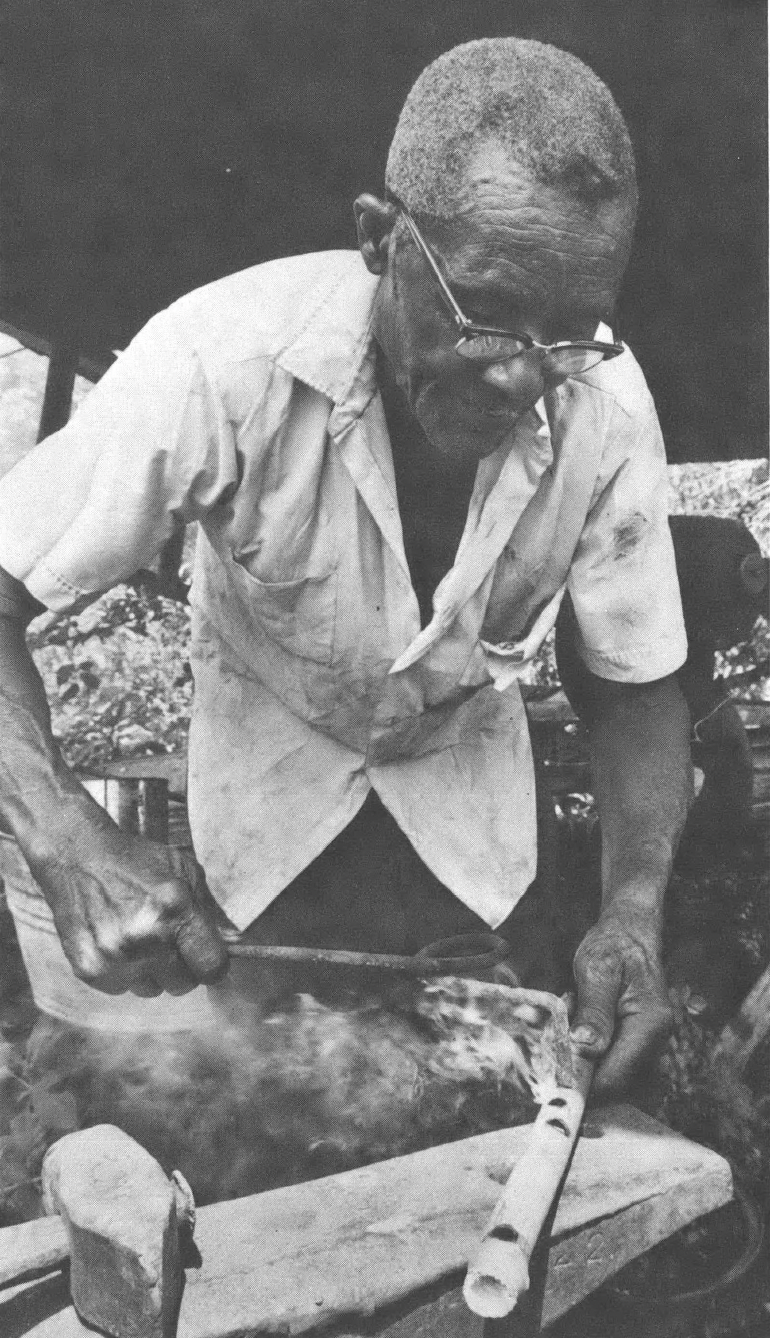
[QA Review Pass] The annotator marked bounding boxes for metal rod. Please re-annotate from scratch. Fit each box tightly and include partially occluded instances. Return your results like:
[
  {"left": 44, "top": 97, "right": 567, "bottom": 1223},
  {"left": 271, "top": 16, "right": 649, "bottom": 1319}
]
[{"left": 223, "top": 941, "right": 448, "bottom": 975}]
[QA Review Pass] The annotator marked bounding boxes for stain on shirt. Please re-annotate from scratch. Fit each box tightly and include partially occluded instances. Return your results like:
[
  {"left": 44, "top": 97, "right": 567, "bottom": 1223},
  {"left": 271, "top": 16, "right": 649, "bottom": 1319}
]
[{"left": 614, "top": 511, "right": 648, "bottom": 559}]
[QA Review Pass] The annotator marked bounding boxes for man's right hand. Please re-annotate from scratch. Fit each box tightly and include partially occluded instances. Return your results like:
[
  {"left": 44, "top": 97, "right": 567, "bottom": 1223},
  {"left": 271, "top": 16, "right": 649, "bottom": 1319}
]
[
  {"left": 31, "top": 825, "right": 229, "bottom": 997},
  {"left": 0, "top": 566, "right": 228, "bottom": 997}
]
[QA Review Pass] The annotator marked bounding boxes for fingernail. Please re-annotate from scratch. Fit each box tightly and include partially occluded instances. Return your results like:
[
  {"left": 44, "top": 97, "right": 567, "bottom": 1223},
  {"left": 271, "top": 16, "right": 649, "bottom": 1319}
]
[{"left": 570, "top": 1025, "right": 597, "bottom": 1046}]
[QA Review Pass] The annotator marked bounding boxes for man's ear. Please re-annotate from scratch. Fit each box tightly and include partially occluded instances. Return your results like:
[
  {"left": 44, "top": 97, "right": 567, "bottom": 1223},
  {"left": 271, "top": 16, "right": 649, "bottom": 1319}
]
[{"left": 354, "top": 194, "right": 398, "bottom": 275}]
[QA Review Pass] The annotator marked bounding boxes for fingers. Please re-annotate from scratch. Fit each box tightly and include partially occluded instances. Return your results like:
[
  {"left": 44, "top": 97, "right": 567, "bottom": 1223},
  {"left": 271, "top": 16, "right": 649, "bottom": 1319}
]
[
  {"left": 124, "top": 860, "right": 226, "bottom": 987},
  {"left": 55, "top": 850, "right": 227, "bottom": 995},
  {"left": 161, "top": 955, "right": 200, "bottom": 996},
  {"left": 126, "top": 945, "right": 198, "bottom": 998},
  {"left": 57, "top": 924, "right": 128, "bottom": 996},
  {"left": 570, "top": 917, "right": 674, "bottom": 1097},
  {"left": 66, "top": 932, "right": 162, "bottom": 997},
  {"left": 174, "top": 912, "right": 229, "bottom": 983},
  {"left": 592, "top": 996, "right": 672, "bottom": 1097},
  {"left": 171, "top": 852, "right": 229, "bottom": 984},
  {"left": 127, "top": 973, "right": 164, "bottom": 999},
  {"left": 72, "top": 937, "right": 200, "bottom": 998}
]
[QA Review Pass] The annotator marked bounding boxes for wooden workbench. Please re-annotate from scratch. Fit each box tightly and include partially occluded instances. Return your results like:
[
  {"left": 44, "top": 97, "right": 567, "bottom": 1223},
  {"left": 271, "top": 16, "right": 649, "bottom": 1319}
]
[{"left": 3, "top": 1103, "right": 732, "bottom": 1338}]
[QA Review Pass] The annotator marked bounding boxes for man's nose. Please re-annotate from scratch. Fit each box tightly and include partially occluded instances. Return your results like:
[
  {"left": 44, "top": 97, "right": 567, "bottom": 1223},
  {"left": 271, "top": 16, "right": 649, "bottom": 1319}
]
[{"left": 481, "top": 355, "right": 546, "bottom": 401}]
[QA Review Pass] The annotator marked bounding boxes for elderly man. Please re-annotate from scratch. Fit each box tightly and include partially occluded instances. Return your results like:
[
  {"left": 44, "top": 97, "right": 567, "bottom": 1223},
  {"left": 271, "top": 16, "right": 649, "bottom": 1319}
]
[{"left": 0, "top": 38, "right": 691, "bottom": 1094}]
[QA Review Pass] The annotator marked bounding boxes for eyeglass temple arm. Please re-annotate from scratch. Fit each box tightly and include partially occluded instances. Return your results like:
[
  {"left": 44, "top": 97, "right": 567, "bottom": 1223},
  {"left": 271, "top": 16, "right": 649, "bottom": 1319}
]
[{"left": 399, "top": 210, "right": 470, "bottom": 332}]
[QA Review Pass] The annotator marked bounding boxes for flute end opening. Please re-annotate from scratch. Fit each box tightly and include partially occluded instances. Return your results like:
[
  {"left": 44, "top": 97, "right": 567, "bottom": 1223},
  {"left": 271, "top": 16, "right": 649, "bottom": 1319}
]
[{"left": 463, "top": 1248, "right": 530, "bottom": 1318}]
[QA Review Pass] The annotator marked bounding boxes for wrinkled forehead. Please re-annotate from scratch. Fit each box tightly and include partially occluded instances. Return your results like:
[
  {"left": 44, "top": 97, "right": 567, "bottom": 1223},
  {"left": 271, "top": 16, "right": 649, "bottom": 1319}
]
[{"left": 412, "top": 155, "right": 634, "bottom": 314}]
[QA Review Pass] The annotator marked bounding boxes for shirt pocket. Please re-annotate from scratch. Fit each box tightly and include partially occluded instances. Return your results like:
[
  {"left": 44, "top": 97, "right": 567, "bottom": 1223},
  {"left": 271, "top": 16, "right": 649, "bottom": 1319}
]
[{"left": 233, "top": 561, "right": 339, "bottom": 666}]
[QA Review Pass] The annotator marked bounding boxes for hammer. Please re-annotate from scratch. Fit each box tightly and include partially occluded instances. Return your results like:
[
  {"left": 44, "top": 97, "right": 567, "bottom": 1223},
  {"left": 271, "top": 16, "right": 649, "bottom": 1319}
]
[{"left": 0, "top": 1124, "right": 195, "bottom": 1338}]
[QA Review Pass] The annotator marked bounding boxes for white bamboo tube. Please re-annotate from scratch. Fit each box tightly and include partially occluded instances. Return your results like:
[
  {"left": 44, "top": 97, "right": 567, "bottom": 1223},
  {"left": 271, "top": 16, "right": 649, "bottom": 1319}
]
[{"left": 463, "top": 1052, "right": 594, "bottom": 1318}]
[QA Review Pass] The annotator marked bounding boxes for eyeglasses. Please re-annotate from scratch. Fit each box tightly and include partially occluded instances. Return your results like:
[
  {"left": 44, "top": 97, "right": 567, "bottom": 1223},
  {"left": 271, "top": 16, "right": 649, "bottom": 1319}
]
[{"left": 397, "top": 204, "right": 624, "bottom": 375}]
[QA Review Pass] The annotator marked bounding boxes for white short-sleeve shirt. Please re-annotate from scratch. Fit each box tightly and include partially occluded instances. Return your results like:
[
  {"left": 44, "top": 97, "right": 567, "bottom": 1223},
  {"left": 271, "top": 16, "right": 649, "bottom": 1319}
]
[{"left": 0, "top": 252, "right": 687, "bottom": 930}]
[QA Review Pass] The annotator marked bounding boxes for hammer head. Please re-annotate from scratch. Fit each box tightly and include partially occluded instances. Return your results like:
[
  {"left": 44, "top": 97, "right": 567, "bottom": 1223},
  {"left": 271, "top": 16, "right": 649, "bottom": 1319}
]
[{"left": 42, "top": 1124, "right": 188, "bottom": 1338}]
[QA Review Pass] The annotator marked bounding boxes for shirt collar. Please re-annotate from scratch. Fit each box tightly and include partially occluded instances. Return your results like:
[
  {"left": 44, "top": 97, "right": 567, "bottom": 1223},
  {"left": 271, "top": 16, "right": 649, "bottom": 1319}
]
[{"left": 274, "top": 252, "right": 380, "bottom": 431}]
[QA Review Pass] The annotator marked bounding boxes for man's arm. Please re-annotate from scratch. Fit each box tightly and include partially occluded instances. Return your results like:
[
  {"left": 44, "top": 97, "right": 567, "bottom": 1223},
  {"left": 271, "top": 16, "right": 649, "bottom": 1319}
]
[
  {"left": 0, "top": 565, "right": 227, "bottom": 995},
  {"left": 556, "top": 601, "right": 693, "bottom": 1094}
]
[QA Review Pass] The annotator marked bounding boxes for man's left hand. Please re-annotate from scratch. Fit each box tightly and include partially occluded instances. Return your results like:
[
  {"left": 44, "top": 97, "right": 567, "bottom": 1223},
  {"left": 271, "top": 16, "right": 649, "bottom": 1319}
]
[{"left": 570, "top": 903, "right": 673, "bottom": 1096}]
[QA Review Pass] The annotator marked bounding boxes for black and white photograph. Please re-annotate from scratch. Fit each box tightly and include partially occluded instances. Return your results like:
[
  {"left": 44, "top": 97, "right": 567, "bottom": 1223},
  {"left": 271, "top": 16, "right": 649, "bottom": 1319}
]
[{"left": 0, "top": 3, "right": 767, "bottom": 1336}]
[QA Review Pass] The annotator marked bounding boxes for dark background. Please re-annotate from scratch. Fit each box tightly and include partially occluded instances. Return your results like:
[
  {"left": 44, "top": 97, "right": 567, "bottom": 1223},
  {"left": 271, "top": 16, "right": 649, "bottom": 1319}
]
[{"left": 0, "top": 0, "right": 766, "bottom": 461}]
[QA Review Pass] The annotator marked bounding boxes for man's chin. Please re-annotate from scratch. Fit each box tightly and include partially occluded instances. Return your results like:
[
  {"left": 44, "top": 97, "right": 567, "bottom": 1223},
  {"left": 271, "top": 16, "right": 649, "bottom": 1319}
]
[
  {"left": 413, "top": 387, "right": 524, "bottom": 461},
  {"left": 417, "top": 408, "right": 519, "bottom": 462}
]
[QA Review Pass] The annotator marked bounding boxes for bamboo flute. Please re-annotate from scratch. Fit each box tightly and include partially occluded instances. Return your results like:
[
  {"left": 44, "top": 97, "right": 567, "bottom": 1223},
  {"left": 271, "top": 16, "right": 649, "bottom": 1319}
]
[{"left": 463, "top": 1051, "right": 595, "bottom": 1318}]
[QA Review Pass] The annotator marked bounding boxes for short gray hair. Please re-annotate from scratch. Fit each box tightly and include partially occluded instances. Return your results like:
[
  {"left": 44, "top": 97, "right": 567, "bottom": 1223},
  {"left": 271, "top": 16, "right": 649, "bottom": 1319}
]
[{"left": 386, "top": 38, "right": 637, "bottom": 221}]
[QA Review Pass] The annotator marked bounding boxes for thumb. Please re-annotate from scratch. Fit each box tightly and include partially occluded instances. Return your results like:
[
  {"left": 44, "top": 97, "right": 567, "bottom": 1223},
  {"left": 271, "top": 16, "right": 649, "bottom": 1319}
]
[
  {"left": 570, "top": 948, "right": 621, "bottom": 1059},
  {"left": 171, "top": 851, "right": 229, "bottom": 983},
  {"left": 175, "top": 910, "right": 228, "bottom": 983}
]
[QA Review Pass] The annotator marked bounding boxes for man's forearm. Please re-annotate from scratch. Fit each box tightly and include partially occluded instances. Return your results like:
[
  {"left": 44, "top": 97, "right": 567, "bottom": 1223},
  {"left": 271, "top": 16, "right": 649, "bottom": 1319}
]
[
  {"left": 0, "top": 577, "right": 108, "bottom": 867},
  {"left": 587, "top": 674, "right": 693, "bottom": 915},
  {"left": 566, "top": 673, "right": 691, "bottom": 1091}
]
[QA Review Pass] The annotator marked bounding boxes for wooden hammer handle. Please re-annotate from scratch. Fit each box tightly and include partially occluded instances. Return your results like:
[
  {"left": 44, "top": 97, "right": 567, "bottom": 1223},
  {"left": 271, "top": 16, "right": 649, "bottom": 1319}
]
[
  {"left": 0, "top": 1214, "right": 69, "bottom": 1290},
  {"left": 0, "top": 1167, "right": 194, "bottom": 1293},
  {"left": 463, "top": 1054, "right": 595, "bottom": 1318}
]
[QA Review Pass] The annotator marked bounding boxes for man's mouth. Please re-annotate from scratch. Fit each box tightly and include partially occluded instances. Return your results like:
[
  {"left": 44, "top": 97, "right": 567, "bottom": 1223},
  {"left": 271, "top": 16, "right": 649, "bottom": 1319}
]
[
  {"left": 453, "top": 395, "right": 529, "bottom": 423},
  {"left": 411, "top": 381, "right": 535, "bottom": 443}
]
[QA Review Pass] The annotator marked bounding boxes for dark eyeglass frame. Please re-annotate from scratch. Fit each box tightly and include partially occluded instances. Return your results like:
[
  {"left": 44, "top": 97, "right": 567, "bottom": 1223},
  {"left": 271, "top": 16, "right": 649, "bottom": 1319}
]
[{"left": 396, "top": 203, "right": 625, "bottom": 371}]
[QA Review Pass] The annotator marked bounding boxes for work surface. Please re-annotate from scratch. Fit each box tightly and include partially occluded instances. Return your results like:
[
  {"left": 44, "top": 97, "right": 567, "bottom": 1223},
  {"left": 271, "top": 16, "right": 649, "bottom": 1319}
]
[{"left": 3, "top": 1103, "right": 732, "bottom": 1338}]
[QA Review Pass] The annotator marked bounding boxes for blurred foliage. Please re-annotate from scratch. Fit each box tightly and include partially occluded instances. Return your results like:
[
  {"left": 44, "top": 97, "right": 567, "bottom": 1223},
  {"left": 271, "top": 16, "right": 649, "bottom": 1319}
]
[
  {"left": 656, "top": 1004, "right": 770, "bottom": 1201},
  {"left": 652, "top": 851, "right": 770, "bottom": 1201},
  {"left": 716, "top": 617, "right": 770, "bottom": 701},
  {"left": 0, "top": 0, "right": 765, "bottom": 461},
  {"left": 27, "top": 585, "right": 192, "bottom": 770},
  {"left": 0, "top": 1038, "right": 78, "bottom": 1225},
  {"left": 669, "top": 460, "right": 769, "bottom": 556}
]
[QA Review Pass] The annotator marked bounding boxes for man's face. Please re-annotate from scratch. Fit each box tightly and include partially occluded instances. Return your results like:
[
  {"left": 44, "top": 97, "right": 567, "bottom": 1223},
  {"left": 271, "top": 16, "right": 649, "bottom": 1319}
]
[{"left": 372, "top": 152, "right": 634, "bottom": 466}]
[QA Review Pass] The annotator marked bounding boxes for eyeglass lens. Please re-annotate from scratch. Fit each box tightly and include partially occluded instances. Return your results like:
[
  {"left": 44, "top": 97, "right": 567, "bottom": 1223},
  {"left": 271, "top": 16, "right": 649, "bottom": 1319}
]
[{"left": 457, "top": 335, "right": 607, "bottom": 374}]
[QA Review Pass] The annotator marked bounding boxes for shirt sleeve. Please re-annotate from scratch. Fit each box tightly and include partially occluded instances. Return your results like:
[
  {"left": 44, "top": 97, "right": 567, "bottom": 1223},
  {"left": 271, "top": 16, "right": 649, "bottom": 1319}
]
[
  {"left": 0, "top": 308, "right": 240, "bottom": 611},
  {"left": 567, "top": 395, "right": 688, "bottom": 682}
]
